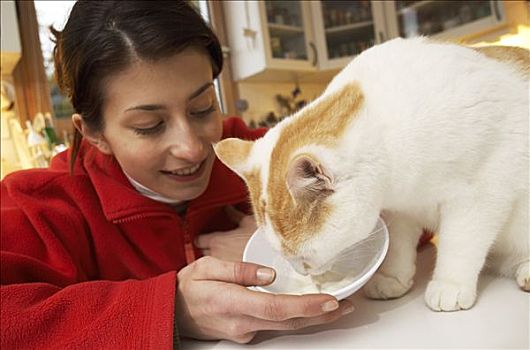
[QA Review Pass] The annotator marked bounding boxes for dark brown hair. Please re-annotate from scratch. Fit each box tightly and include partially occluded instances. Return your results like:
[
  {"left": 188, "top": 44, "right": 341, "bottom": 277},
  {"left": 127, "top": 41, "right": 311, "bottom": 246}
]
[{"left": 51, "top": 0, "right": 223, "bottom": 173}]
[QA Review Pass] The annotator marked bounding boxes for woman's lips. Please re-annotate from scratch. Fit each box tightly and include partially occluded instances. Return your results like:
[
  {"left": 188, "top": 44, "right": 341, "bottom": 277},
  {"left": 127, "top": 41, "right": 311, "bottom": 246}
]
[{"left": 161, "top": 159, "right": 208, "bottom": 182}]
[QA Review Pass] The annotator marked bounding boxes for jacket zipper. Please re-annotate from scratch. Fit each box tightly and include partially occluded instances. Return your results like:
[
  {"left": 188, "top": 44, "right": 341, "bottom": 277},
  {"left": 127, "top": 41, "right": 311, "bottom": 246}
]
[
  {"left": 182, "top": 218, "right": 196, "bottom": 264},
  {"left": 113, "top": 213, "right": 150, "bottom": 224},
  {"left": 113, "top": 211, "right": 197, "bottom": 264},
  {"left": 112, "top": 209, "right": 178, "bottom": 223},
  {"left": 112, "top": 193, "right": 249, "bottom": 264}
]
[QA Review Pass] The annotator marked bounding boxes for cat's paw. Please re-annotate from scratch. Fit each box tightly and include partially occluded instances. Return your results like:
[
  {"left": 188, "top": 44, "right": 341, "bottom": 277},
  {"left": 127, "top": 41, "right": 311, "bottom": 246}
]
[
  {"left": 515, "top": 261, "right": 530, "bottom": 291},
  {"left": 363, "top": 272, "right": 413, "bottom": 299},
  {"left": 425, "top": 280, "right": 476, "bottom": 311}
]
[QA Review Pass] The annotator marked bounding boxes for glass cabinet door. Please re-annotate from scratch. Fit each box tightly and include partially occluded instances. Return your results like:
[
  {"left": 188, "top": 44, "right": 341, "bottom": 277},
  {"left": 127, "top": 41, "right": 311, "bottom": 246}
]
[
  {"left": 265, "top": 1, "right": 308, "bottom": 61},
  {"left": 394, "top": 1, "right": 500, "bottom": 37},
  {"left": 320, "top": 1, "right": 377, "bottom": 60}
]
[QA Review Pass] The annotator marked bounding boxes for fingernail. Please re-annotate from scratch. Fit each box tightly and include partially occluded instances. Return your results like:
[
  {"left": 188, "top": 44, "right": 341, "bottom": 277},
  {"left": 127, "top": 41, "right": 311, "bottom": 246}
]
[
  {"left": 321, "top": 300, "right": 339, "bottom": 312},
  {"left": 256, "top": 268, "right": 275, "bottom": 283},
  {"left": 342, "top": 305, "right": 355, "bottom": 315}
]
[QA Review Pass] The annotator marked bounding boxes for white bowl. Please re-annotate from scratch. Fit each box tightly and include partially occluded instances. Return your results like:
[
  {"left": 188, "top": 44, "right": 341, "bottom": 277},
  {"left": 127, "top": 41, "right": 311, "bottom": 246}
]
[{"left": 242, "top": 217, "right": 389, "bottom": 300}]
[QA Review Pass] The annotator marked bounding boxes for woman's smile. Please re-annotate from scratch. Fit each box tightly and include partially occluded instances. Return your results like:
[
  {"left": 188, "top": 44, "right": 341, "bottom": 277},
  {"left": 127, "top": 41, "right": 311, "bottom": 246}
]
[{"left": 161, "top": 157, "right": 208, "bottom": 182}]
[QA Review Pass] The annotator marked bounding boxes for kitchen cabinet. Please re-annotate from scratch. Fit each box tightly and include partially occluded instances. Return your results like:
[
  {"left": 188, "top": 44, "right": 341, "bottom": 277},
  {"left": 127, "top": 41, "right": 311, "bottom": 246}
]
[
  {"left": 310, "top": 1, "right": 387, "bottom": 70},
  {"left": 224, "top": 1, "right": 507, "bottom": 82},
  {"left": 383, "top": 1, "right": 506, "bottom": 41},
  {"left": 223, "top": 1, "right": 317, "bottom": 82}
]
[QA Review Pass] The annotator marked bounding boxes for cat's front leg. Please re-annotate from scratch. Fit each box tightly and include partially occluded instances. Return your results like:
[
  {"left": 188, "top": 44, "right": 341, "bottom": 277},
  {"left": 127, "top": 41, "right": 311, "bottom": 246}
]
[
  {"left": 425, "top": 198, "right": 504, "bottom": 311},
  {"left": 364, "top": 213, "right": 424, "bottom": 299},
  {"left": 516, "top": 260, "right": 530, "bottom": 290}
]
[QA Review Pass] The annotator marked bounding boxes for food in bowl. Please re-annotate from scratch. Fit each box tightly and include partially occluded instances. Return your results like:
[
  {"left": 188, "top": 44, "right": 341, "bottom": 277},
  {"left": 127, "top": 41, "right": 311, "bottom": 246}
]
[{"left": 243, "top": 217, "right": 389, "bottom": 300}]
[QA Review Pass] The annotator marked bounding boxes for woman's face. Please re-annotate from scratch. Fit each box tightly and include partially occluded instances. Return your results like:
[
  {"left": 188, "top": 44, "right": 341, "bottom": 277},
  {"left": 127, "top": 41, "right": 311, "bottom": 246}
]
[{"left": 93, "top": 48, "right": 223, "bottom": 201}]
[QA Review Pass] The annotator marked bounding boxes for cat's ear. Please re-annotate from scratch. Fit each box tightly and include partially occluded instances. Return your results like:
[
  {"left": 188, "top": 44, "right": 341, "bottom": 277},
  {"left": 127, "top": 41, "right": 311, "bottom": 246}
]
[
  {"left": 214, "top": 138, "right": 254, "bottom": 176},
  {"left": 286, "top": 154, "right": 334, "bottom": 204}
]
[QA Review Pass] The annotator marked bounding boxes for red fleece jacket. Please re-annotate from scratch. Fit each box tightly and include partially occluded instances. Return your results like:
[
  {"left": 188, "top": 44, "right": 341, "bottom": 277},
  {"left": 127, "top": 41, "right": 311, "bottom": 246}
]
[{"left": 0, "top": 117, "right": 265, "bottom": 349}]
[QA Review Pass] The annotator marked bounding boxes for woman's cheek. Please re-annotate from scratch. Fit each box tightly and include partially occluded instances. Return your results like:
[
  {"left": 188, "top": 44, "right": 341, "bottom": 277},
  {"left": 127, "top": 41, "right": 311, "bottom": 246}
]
[{"left": 208, "top": 114, "right": 223, "bottom": 142}]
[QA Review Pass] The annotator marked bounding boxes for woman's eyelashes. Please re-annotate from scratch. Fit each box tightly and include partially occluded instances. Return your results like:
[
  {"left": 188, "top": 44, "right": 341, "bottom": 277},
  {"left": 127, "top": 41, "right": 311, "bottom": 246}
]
[
  {"left": 132, "top": 105, "right": 216, "bottom": 136},
  {"left": 190, "top": 104, "right": 216, "bottom": 118},
  {"left": 133, "top": 121, "right": 164, "bottom": 136}
]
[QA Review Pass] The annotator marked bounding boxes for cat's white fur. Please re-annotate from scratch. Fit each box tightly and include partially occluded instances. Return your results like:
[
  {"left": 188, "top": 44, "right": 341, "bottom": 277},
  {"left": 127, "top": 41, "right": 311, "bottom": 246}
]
[{"left": 216, "top": 37, "right": 529, "bottom": 311}]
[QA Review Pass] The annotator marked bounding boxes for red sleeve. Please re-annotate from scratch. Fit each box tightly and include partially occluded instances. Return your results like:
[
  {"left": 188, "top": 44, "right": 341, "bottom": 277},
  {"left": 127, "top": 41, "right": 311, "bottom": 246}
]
[
  {"left": 222, "top": 116, "right": 267, "bottom": 140},
  {"left": 1, "top": 274, "right": 176, "bottom": 349},
  {"left": 0, "top": 183, "right": 176, "bottom": 349}
]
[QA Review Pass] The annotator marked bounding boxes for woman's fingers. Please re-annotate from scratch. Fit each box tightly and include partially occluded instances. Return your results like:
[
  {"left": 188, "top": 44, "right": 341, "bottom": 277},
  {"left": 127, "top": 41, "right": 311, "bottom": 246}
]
[
  {"left": 194, "top": 232, "right": 214, "bottom": 250},
  {"left": 224, "top": 205, "right": 246, "bottom": 223},
  {"left": 223, "top": 300, "right": 354, "bottom": 336},
  {"left": 245, "top": 299, "right": 354, "bottom": 332},
  {"left": 238, "top": 290, "right": 341, "bottom": 321},
  {"left": 194, "top": 207, "right": 256, "bottom": 251},
  {"left": 224, "top": 205, "right": 257, "bottom": 230}
]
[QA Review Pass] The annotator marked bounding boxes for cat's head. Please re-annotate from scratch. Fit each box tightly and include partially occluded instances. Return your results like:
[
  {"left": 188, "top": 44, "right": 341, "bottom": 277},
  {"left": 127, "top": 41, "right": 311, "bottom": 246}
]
[{"left": 215, "top": 83, "right": 380, "bottom": 276}]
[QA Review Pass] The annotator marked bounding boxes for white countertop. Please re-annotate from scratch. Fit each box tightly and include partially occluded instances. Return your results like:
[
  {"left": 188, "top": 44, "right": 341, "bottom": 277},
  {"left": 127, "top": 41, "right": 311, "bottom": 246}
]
[{"left": 182, "top": 244, "right": 529, "bottom": 349}]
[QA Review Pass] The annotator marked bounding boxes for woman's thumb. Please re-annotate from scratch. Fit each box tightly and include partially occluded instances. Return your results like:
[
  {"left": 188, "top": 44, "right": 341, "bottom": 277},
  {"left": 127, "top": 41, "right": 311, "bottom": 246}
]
[{"left": 193, "top": 256, "right": 276, "bottom": 286}]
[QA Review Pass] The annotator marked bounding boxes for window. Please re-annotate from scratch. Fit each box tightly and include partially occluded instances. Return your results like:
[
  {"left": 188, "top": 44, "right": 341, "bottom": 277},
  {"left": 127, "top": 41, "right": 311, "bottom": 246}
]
[
  {"left": 35, "top": 1, "right": 75, "bottom": 120},
  {"left": 193, "top": 0, "right": 227, "bottom": 114},
  {"left": 35, "top": 1, "right": 228, "bottom": 118}
]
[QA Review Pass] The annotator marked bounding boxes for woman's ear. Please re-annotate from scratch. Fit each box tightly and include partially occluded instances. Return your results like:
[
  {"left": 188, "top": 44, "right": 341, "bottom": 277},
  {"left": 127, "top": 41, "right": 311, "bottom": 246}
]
[{"left": 71, "top": 113, "right": 113, "bottom": 155}]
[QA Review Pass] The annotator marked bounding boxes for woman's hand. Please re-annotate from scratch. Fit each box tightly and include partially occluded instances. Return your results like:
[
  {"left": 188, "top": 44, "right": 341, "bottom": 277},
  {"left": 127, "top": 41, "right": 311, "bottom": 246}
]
[
  {"left": 175, "top": 256, "right": 354, "bottom": 343},
  {"left": 196, "top": 206, "right": 257, "bottom": 262}
]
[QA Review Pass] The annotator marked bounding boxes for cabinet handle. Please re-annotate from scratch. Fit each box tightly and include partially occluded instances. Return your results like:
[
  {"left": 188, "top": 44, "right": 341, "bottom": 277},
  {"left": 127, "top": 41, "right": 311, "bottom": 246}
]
[
  {"left": 309, "top": 41, "right": 318, "bottom": 67},
  {"left": 493, "top": 0, "right": 501, "bottom": 21},
  {"left": 378, "top": 32, "right": 385, "bottom": 43}
]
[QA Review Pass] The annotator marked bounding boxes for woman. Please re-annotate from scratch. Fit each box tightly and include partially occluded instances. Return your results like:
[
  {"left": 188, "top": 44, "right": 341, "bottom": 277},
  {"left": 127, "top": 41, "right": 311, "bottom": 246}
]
[{"left": 0, "top": 1, "right": 354, "bottom": 348}]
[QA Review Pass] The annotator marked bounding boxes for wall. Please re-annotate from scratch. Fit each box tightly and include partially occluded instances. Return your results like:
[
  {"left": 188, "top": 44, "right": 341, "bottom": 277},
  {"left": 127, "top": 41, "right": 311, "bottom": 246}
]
[
  {"left": 462, "top": 0, "right": 529, "bottom": 43},
  {"left": 237, "top": 81, "right": 328, "bottom": 124},
  {"left": 1, "top": 0, "right": 21, "bottom": 76},
  {"left": 1, "top": 1, "right": 21, "bottom": 53}
]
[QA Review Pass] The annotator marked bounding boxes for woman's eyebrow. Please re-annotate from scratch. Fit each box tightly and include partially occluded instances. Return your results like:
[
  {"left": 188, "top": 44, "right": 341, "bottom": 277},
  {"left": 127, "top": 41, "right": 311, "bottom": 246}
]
[
  {"left": 125, "top": 104, "right": 164, "bottom": 112},
  {"left": 125, "top": 82, "right": 214, "bottom": 112},
  {"left": 188, "top": 82, "right": 214, "bottom": 101}
]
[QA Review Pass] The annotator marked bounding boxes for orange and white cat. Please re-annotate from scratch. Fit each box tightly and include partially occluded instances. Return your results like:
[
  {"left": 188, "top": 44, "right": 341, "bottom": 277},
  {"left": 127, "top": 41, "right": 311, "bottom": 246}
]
[{"left": 215, "top": 38, "right": 529, "bottom": 311}]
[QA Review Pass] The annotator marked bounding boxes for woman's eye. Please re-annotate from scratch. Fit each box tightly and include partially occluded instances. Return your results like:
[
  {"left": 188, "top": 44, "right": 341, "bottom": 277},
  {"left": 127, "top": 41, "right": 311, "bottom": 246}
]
[
  {"left": 190, "top": 105, "right": 216, "bottom": 118},
  {"left": 133, "top": 121, "right": 164, "bottom": 136}
]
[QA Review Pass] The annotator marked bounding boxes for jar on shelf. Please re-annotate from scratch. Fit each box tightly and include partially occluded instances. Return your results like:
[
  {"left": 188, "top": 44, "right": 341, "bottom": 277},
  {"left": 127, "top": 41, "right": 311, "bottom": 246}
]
[{"left": 271, "top": 37, "right": 283, "bottom": 57}]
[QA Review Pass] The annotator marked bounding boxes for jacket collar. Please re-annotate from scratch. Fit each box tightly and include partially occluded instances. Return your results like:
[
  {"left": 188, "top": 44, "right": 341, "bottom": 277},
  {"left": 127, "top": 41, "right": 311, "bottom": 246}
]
[{"left": 80, "top": 143, "right": 248, "bottom": 222}]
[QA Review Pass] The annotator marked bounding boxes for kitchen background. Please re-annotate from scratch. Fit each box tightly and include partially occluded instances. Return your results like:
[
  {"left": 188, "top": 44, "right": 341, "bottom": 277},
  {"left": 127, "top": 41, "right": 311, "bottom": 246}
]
[{"left": 1, "top": 0, "right": 529, "bottom": 178}]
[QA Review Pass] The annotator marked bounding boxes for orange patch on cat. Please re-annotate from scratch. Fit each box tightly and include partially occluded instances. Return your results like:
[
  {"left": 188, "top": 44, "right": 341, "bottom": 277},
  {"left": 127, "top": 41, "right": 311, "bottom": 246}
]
[
  {"left": 243, "top": 168, "right": 265, "bottom": 226},
  {"left": 214, "top": 138, "right": 265, "bottom": 225},
  {"left": 473, "top": 46, "right": 530, "bottom": 78},
  {"left": 267, "top": 82, "right": 364, "bottom": 253}
]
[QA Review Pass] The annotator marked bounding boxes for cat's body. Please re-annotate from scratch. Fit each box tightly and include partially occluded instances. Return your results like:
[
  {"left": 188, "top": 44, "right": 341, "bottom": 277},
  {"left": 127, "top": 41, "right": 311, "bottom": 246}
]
[{"left": 215, "top": 37, "right": 529, "bottom": 311}]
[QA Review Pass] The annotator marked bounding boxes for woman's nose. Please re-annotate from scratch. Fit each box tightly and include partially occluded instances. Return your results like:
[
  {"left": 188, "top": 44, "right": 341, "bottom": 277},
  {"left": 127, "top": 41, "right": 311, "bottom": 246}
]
[{"left": 168, "top": 125, "right": 205, "bottom": 163}]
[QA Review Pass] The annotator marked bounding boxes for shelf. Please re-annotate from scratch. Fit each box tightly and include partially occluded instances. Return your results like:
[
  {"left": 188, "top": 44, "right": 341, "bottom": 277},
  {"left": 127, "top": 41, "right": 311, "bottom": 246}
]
[
  {"left": 267, "top": 23, "right": 304, "bottom": 33},
  {"left": 234, "top": 66, "right": 339, "bottom": 83},
  {"left": 325, "top": 20, "right": 373, "bottom": 34},
  {"left": 397, "top": 0, "right": 435, "bottom": 15}
]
